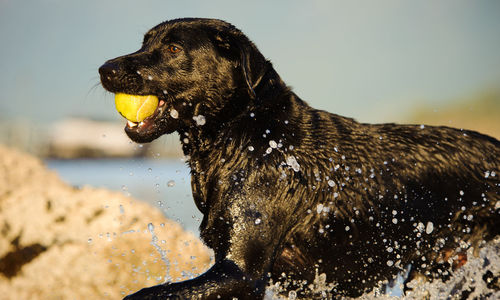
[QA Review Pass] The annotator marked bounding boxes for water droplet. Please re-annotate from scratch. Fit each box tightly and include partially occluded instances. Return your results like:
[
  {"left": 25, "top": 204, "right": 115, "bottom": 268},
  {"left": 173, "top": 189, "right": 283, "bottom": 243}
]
[
  {"left": 88, "top": 238, "right": 93, "bottom": 244},
  {"left": 119, "top": 204, "right": 124, "bottom": 214},
  {"left": 167, "top": 180, "right": 175, "bottom": 187},
  {"left": 286, "top": 155, "right": 300, "bottom": 172},
  {"left": 426, "top": 221, "right": 434, "bottom": 234},
  {"left": 327, "top": 180, "right": 335, "bottom": 187},
  {"left": 170, "top": 109, "right": 179, "bottom": 119},
  {"left": 193, "top": 115, "right": 206, "bottom": 126},
  {"left": 248, "top": 146, "right": 254, "bottom": 151},
  {"left": 148, "top": 223, "right": 154, "bottom": 233},
  {"left": 387, "top": 260, "right": 394, "bottom": 266},
  {"left": 269, "top": 140, "right": 277, "bottom": 148},
  {"left": 255, "top": 218, "right": 261, "bottom": 225},
  {"left": 345, "top": 225, "right": 350, "bottom": 231}
]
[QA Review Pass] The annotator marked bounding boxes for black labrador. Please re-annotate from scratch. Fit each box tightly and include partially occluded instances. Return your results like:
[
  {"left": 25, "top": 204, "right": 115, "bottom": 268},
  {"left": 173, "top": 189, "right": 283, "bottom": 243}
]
[{"left": 99, "top": 18, "right": 500, "bottom": 299}]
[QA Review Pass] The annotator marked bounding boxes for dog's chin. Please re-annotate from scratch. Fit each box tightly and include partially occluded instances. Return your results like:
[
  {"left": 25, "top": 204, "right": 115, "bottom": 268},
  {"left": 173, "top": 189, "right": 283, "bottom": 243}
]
[
  {"left": 121, "top": 97, "right": 179, "bottom": 143},
  {"left": 125, "top": 124, "right": 165, "bottom": 143},
  {"left": 124, "top": 115, "right": 176, "bottom": 143}
]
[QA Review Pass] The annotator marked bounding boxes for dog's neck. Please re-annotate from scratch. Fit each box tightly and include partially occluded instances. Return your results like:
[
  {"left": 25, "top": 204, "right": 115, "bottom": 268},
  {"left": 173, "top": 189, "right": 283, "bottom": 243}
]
[{"left": 178, "top": 64, "right": 295, "bottom": 162}]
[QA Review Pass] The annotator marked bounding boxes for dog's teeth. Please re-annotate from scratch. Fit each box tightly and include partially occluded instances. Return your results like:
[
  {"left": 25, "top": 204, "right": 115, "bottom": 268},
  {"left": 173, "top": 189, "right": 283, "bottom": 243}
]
[{"left": 127, "top": 121, "right": 138, "bottom": 127}]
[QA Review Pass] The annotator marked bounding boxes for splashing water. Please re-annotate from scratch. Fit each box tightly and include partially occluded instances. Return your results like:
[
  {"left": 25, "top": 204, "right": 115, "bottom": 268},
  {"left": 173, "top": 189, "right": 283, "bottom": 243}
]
[
  {"left": 264, "top": 237, "right": 500, "bottom": 299},
  {"left": 147, "top": 223, "right": 172, "bottom": 283}
]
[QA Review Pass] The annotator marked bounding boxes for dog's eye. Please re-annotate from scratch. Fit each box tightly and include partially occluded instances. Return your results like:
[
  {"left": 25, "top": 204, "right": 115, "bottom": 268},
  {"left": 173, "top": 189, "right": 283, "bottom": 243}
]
[{"left": 167, "top": 45, "right": 181, "bottom": 54}]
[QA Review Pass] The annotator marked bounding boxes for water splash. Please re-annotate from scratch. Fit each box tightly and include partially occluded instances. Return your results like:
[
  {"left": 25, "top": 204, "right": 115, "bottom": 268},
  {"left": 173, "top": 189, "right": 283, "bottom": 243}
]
[
  {"left": 264, "top": 237, "right": 500, "bottom": 299},
  {"left": 147, "top": 223, "right": 172, "bottom": 283}
]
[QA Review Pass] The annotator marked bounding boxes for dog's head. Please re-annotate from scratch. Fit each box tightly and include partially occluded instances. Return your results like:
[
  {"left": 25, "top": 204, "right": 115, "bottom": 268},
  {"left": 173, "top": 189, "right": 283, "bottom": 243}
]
[{"left": 99, "top": 18, "right": 268, "bottom": 143}]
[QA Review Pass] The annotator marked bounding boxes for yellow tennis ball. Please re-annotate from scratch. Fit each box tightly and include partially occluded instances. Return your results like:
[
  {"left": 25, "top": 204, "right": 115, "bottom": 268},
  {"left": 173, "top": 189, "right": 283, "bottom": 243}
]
[{"left": 115, "top": 93, "right": 159, "bottom": 122}]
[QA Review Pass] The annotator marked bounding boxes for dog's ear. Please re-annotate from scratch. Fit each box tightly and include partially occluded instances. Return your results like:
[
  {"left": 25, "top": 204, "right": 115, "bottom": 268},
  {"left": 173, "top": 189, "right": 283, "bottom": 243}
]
[{"left": 214, "top": 30, "right": 266, "bottom": 99}]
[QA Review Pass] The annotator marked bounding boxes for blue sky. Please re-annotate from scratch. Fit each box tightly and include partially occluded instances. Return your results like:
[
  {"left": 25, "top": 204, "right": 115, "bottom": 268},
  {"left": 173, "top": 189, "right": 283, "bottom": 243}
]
[{"left": 1, "top": 0, "right": 499, "bottom": 124}]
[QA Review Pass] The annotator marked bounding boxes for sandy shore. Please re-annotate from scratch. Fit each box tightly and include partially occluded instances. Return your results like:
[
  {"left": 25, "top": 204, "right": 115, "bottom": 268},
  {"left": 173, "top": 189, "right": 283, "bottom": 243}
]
[{"left": 0, "top": 145, "right": 211, "bottom": 299}]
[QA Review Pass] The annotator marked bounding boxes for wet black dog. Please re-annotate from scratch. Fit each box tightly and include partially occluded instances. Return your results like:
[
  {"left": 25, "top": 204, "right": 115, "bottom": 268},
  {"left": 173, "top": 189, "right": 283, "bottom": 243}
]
[{"left": 99, "top": 18, "right": 500, "bottom": 299}]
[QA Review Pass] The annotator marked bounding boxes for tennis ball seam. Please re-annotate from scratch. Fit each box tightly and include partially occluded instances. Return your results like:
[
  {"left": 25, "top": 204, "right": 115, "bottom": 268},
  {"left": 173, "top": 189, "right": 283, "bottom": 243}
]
[{"left": 136, "top": 97, "right": 149, "bottom": 122}]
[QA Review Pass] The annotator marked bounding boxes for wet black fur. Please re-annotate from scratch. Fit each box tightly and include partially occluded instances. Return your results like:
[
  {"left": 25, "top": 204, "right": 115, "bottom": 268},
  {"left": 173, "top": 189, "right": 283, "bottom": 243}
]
[{"left": 99, "top": 18, "right": 500, "bottom": 299}]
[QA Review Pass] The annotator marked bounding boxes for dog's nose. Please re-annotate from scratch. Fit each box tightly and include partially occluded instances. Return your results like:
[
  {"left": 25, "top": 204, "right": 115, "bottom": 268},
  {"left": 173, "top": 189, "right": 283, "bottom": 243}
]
[
  {"left": 99, "top": 62, "right": 122, "bottom": 91},
  {"left": 99, "top": 62, "right": 119, "bottom": 80}
]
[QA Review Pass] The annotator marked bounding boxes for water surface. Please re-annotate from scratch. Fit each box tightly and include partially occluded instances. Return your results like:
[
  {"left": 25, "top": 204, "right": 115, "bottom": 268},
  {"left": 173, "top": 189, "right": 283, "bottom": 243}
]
[{"left": 45, "top": 158, "right": 202, "bottom": 234}]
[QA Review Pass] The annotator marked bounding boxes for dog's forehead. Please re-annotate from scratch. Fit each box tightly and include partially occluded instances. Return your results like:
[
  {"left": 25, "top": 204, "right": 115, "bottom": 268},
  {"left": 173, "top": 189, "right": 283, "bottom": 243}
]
[
  {"left": 143, "top": 24, "right": 201, "bottom": 47},
  {"left": 144, "top": 18, "right": 235, "bottom": 46}
]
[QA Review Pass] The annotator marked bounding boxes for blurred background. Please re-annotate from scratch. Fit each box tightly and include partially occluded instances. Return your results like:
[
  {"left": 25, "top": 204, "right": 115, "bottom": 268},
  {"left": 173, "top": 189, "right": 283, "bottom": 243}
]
[
  {"left": 1, "top": 0, "right": 500, "bottom": 231},
  {"left": 1, "top": 1, "right": 499, "bottom": 298}
]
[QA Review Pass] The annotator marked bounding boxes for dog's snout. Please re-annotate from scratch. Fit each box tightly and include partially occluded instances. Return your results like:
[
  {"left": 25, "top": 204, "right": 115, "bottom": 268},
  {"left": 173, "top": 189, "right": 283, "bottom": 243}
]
[
  {"left": 99, "top": 61, "right": 125, "bottom": 92},
  {"left": 99, "top": 62, "right": 119, "bottom": 80}
]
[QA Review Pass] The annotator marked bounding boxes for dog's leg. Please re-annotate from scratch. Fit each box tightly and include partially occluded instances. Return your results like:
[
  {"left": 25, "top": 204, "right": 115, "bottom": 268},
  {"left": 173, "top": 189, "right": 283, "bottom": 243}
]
[
  {"left": 124, "top": 197, "right": 286, "bottom": 299},
  {"left": 123, "top": 259, "right": 265, "bottom": 299}
]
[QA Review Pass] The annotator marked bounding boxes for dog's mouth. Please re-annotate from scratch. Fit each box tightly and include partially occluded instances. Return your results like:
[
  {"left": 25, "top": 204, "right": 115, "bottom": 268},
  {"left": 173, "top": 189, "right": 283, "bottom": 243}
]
[
  {"left": 114, "top": 93, "right": 170, "bottom": 143},
  {"left": 123, "top": 98, "right": 167, "bottom": 130}
]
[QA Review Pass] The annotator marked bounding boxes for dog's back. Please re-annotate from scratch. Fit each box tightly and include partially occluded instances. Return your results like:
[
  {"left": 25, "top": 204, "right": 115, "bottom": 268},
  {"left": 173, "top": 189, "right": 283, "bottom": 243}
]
[{"left": 234, "top": 98, "right": 500, "bottom": 296}]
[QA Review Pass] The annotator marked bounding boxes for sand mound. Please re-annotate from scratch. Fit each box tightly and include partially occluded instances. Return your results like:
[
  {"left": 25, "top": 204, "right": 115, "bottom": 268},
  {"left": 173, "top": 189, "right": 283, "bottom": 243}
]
[{"left": 0, "top": 145, "right": 212, "bottom": 299}]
